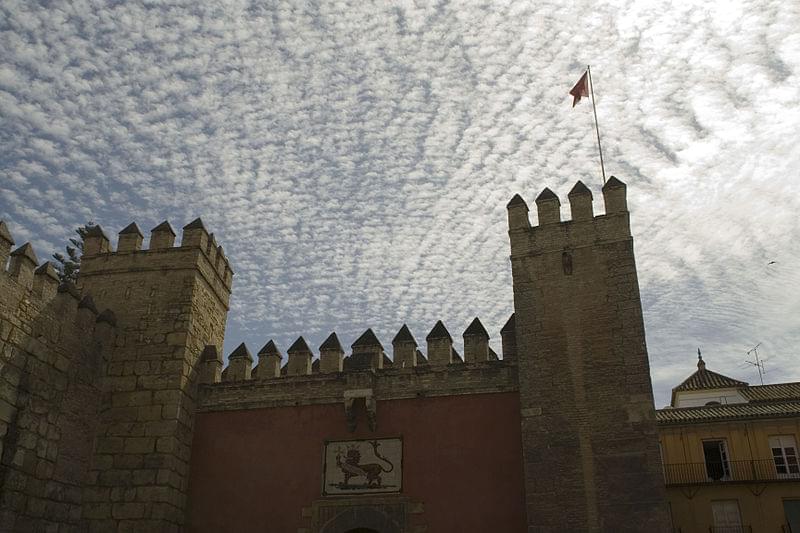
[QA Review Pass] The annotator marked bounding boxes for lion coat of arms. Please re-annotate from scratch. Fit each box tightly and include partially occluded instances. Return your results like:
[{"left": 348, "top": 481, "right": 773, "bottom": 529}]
[{"left": 323, "top": 438, "right": 402, "bottom": 495}]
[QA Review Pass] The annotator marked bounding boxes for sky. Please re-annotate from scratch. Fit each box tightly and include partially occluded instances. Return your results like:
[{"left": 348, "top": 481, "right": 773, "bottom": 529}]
[{"left": 0, "top": 0, "right": 798, "bottom": 407}]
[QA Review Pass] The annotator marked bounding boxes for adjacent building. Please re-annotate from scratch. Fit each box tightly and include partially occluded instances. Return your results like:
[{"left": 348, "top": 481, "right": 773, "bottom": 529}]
[{"left": 658, "top": 355, "right": 800, "bottom": 532}]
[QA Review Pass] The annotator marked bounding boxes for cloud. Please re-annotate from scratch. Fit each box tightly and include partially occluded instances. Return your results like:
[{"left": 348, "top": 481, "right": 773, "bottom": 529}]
[{"left": 1, "top": 0, "right": 798, "bottom": 407}]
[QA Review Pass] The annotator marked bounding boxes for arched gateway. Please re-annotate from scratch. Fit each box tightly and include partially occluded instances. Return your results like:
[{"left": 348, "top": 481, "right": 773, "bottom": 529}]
[{"left": 319, "top": 506, "right": 401, "bottom": 533}]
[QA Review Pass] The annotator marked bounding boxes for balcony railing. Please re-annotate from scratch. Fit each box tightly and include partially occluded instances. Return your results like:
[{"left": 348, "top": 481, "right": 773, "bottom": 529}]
[{"left": 664, "top": 459, "right": 800, "bottom": 485}]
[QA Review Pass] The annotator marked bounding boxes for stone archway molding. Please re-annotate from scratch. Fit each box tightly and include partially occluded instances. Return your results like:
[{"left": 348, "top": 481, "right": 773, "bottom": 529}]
[{"left": 320, "top": 506, "right": 402, "bottom": 533}]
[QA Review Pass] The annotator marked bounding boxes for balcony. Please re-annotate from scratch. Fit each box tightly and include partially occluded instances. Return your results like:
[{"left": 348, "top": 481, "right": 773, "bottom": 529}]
[{"left": 663, "top": 459, "right": 800, "bottom": 486}]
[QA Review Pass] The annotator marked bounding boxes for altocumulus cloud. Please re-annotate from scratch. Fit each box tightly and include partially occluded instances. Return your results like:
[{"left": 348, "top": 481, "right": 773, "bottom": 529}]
[{"left": 0, "top": 0, "right": 798, "bottom": 406}]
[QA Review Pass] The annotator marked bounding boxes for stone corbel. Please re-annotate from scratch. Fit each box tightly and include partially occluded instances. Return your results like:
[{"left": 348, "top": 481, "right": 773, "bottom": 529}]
[{"left": 343, "top": 388, "right": 376, "bottom": 432}]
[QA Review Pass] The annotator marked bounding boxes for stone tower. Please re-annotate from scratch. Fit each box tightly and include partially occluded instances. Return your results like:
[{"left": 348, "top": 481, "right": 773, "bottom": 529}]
[
  {"left": 77, "top": 219, "right": 232, "bottom": 532},
  {"left": 507, "top": 178, "right": 670, "bottom": 532}
]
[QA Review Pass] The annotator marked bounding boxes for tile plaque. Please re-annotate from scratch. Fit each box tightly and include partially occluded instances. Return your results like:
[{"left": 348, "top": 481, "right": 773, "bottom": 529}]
[{"left": 323, "top": 438, "right": 402, "bottom": 495}]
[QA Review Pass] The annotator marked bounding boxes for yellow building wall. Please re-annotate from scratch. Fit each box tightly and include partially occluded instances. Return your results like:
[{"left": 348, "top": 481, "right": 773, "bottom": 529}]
[{"left": 660, "top": 417, "right": 800, "bottom": 533}]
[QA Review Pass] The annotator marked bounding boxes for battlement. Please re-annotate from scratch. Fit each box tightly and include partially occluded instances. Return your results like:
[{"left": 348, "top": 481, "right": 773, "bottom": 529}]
[
  {"left": 0, "top": 221, "right": 121, "bottom": 532},
  {"left": 506, "top": 177, "right": 631, "bottom": 257},
  {"left": 1, "top": 221, "right": 58, "bottom": 299},
  {"left": 203, "top": 316, "right": 513, "bottom": 392},
  {"left": 199, "top": 358, "right": 518, "bottom": 413},
  {"left": 79, "top": 218, "right": 233, "bottom": 308},
  {"left": 0, "top": 221, "right": 118, "bottom": 321}
]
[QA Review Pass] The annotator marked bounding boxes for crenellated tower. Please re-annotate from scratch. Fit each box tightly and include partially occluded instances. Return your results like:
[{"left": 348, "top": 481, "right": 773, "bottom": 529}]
[
  {"left": 0, "top": 222, "right": 117, "bottom": 532},
  {"left": 77, "top": 218, "right": 232, "bottom": 532},
  {"left": 507, "top": 177, "right": 670, "bottom": 532}
]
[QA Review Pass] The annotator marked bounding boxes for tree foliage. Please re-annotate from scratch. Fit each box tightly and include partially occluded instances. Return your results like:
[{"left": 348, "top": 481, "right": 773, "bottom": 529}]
[{"left": 53, "top": 222, "right": 97, "bottom": 284}]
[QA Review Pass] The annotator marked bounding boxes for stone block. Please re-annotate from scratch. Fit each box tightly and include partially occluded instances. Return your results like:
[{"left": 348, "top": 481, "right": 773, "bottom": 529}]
[
  {"left": 112, "top": 502, "right": 145, "bottom": 520},
  {"left": 83, "top": 487, "right": 111, "bottom": 503},
  {"left": 136, "top": 485, "right": 173, "bottom": 503},
  {"left": 132, "top": 470, "right": 156, "bottom": 486},
  {"left": 112, "top": 391, "right": 152, "bottom": 408},
  {"left": 95, "top": 437, "right": 124, "bottom": 454},
  {"left": 123, "top": 437, "right": 155, "bottom": 454},
  {"left": 98, "top": 470, "right": 132, "bottom": 487},
  {"left": 82, "top": 503, "right": 111, "bottom": 520},
  {"left": 0, "top": 398, "right": 17, "bottom": 423},
  {"left": 113, "top": 454, "right": 144, "bottom": 470}
]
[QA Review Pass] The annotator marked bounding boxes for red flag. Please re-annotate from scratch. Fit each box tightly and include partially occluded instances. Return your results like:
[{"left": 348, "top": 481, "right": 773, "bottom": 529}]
[{"left": 569, "top": 72, "right": 589, "bottom": 107}]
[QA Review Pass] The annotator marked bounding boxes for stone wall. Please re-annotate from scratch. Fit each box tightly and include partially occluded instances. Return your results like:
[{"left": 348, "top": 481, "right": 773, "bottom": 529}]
[
  {"left": 0, "top": 176, "right": 673, "bottom": 533},
  {"left": 0, "top": 222, "right": 115, "bottom": 532},
  {"left": 507, "top": 178, "right": 671, "bottom": 532},
  {"left": 200, "top": 361, "right": 517, "bottom": 412},
  {"left": 77, "top": 219, "right": 231, "bottom": 532}
]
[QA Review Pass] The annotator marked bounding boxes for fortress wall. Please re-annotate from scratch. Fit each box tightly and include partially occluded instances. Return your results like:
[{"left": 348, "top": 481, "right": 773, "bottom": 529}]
[
  {"left": 0, "top": 176, "right": 670, "bottom": 533},
  {"left": 186, "top": 391, "right": 526, "bottom": 533},
  {"left": 0, "top": 223, "right": 115, "bottom": 532},
  {"left": 508, "top": 178, "right": 670, "bottom": 531},
  {"left": 77, "top": 219, "right": 231, "bottom": 531},
  {"left": 198, "top": 360, "right": 518, "bottom": 411}
]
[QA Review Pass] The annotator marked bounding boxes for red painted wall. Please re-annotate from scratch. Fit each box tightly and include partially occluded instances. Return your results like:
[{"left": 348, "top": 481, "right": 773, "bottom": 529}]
[{"left": 186, "top": 392, "right": 526, "bottom": 532}]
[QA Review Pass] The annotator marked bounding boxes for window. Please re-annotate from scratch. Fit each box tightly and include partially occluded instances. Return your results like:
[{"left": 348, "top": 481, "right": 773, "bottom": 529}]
[
  {"left": 784, "top": 500, "right": 800, "bottom": 533},
  {"left": 711, "top": 500, "right": 743, "bottom": 532},
  {"left": 770, "top": 435, "right": 800, "bottom": 478},
  {"left": 703, "top": 440, "right": 731, "bottom": 481}
]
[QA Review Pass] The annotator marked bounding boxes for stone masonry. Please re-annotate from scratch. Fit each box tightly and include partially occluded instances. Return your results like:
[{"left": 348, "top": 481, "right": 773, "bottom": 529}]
[
  {"left": 0, "top": 218, "right": 231, "bottom": 532},
  {"left": 0, "top": 176, "right": 669, "bottom": 532},
  {"left": 0, "top": 222, "right": 115, "bottom": 532},
  {"left": 76, "top": 220, "right": 231, "bottom": 532},
  {"left": 507, "top": 178, "right": 671, "bottom": 532}
]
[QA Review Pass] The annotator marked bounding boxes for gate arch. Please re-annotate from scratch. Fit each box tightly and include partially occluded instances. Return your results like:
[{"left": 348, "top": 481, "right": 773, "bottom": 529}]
[{"left": 319, "top": 506, "right": 402, "bottom": 533}]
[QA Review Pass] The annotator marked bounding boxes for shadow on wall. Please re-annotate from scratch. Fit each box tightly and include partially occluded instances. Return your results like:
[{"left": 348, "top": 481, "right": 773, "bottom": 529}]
[{"left": 0, "top": 221, "right": 115, "bottom": 531}]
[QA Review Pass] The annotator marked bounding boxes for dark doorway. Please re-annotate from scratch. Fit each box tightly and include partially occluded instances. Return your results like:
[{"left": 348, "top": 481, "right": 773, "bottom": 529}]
[{"left": 345, "top": 529, "right": 379, "bottom": 533}]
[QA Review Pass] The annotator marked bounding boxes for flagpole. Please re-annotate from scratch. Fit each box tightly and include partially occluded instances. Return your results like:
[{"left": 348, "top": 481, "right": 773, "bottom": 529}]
[{"left": 586, "top": 65, "right": 606, "bottom": 184}]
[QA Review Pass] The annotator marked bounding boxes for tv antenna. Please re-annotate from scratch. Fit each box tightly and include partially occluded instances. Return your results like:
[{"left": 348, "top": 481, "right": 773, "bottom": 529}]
[{"left": 744, "top": 343, "right": 766, "bottom": 385}]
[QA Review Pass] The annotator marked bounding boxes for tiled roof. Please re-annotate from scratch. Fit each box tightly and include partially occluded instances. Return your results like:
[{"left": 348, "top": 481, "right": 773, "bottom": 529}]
[
  {"left": 672, "top": 356, "right": 748, "bottom": 392},
  {"left": 657, "top": 401, "right": 800, "bottom": 425},
  {"left": 740, "top": 383, "right": 800, "bottom": 402}
]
